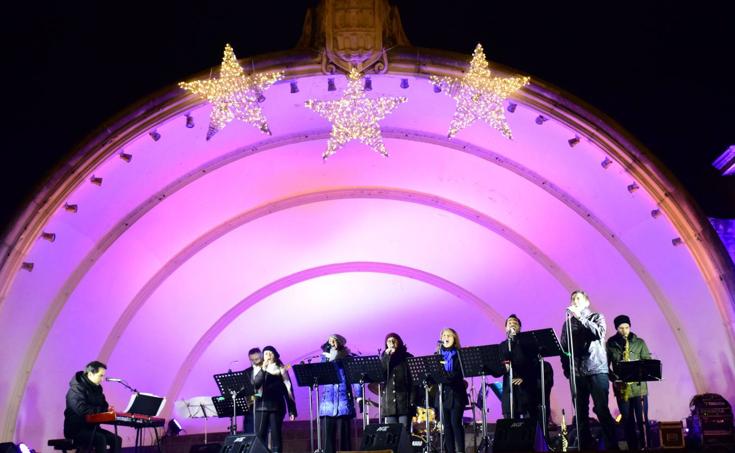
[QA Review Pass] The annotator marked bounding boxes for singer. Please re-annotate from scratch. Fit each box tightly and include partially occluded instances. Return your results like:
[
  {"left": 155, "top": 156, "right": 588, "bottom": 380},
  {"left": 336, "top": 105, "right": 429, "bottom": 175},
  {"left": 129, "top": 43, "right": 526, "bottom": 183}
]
[
  {"left": 560, "top": 291, "right": 618, "bottom": 450},
  {"left": 252, "top": 345, "right": 297, "bottom": 453},
  {"left": 380, "top": 332, "right": 416, "bottom": 431},
  {"left": 63, "top": 361, "right": 122, "bottom": 453},
  {"left": 435, "top": 328, "right": 467, "bottom": 453}
]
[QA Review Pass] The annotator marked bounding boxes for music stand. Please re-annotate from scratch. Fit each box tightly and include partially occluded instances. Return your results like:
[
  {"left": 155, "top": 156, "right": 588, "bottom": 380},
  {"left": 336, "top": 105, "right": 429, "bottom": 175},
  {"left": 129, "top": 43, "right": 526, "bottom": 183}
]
[
  {"left": 517, "top": 328, "right": 564, "bottom": 440},
  {"left": 292, "top": 362, "right": 342, "bottom": 453},
  {"left": 343, "top": 355, "right": 384, "bottom": 428},
  {"left": 178, "top": 397, "right": 217, "bottom": 444},
  {"left": 407, "top": 355, "right": 450, "bottom": 453},
  {"left": 213, "top": 371, "right": 254, "bottom": 435},
  {"left": 615, "top": 359, "right": 662, "bottom": 382},
  {"left": 458, "top": 345, "right": 502, "bottom": 453}
]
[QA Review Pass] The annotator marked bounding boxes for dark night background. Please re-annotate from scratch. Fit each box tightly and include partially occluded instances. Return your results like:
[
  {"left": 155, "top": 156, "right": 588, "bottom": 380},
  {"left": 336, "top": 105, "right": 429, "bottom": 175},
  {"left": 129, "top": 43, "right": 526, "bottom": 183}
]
[{"left": 3, "top": 1, "right": 734, "bottom": 235}]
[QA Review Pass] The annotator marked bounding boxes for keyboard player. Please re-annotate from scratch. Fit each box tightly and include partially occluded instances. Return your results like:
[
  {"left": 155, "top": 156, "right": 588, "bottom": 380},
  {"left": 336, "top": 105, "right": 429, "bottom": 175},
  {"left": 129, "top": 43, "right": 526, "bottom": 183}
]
[{"left": 64, "top": 361, "right": 122, "bottom": 453}]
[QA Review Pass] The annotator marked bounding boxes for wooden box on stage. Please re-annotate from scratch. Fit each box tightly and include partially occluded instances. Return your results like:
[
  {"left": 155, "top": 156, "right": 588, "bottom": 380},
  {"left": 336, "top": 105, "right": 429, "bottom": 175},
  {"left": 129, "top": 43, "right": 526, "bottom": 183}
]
[{"left": 658, "top": 421, "right": 685, "bottom": 449}]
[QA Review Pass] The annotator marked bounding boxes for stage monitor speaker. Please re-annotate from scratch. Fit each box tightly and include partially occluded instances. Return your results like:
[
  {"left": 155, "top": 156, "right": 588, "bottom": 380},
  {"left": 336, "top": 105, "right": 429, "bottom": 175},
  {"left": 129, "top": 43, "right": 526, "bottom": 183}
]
[
  {"left": 219, "top": 434, "right": 270, "bottom": 453},
  {"left": 493, "top": 418, "right": 541, "bottom": 452},
  {"left": 190, "top": 443, "right": 222, "bottom": 453},
  {"left": 0, "top": 443, "right": 18, "bottom": 453},
  {"left": 359, "top": 423, "right": 411, "bottom": 453}
]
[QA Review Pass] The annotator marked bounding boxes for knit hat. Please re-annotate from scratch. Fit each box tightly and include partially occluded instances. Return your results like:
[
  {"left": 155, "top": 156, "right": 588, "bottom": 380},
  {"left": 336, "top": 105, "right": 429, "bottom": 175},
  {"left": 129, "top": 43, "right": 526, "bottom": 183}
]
[
  {"left": 384, "top": 332, "right": 404, "bottom": 349},
  {"left": 330, "top": 334, "right": 347, "bottom": 347},
  {"left": 614, "top": 315, "right": 631, "bottom": 329},
  {"left": 262, "top": 345, "right": 280, "bottom": 360}
]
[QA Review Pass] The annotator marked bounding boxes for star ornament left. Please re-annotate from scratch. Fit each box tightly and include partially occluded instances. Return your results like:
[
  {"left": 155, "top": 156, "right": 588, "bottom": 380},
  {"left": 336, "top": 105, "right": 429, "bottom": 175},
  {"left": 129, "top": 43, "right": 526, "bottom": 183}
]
[
  {"left": 179, "top": 44, "right": 284, "bottom": 140},
  {"left": 430, "top": 43, "right": 529, "bottom": 139},
  {"left": 305, "top": 68, "right": 407, "bottom": 159}
]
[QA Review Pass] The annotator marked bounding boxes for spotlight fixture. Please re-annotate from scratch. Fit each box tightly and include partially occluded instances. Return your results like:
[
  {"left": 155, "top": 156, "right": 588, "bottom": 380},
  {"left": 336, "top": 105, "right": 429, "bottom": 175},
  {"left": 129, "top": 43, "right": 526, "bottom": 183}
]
[
  {"left": 535, "top": 115, "right": 548, "bottom": 125},
  {"left": 17, "top": 443, "right": 31, "bottom": 453},
  {"left": 507, "top": 102, "right": 517, "bottom": 113},
  {"left": 64, "top": 203, "right": 78, "bottom": 213},
  {"left": 119, "top": 152, "right": 133, "bottom": 163},
  {"left": 90, "top": 175, "right": 103, "bottom": 186},
  {"left": 627, "top": 183, "right": 640, "bottom": 193},
  {"left": 568, "top": 136, "right": 580, "bottom": 147},
  {"left": 41, "top": 232, "right": 56, "bottom": 242},
  {"left": 21, "top": 262, "right": 34, "bottom": 272},
  {"left": 601, "top": 157, "right": 612, "bottom": 169},
  {"left": 364, "top": 77, "right": 372, "bottom": 91},
  {"left": 290, "top": 81, "right": 299, "bottom": 94},
  {"left": 185, "top": 114, "right": 195, "bottom": 129},
  {"left": 672, "top": 237, "right": 683, "bottom": 247},
  {"left": 167, "top": 419, "right": 183, "bottom": 437},
  {"left": 651, "top": 209, "right": 662, "bottom": 218},
  {"left": 712, "top": 144, "right": 735, "bottom": 176},
  {"left": 256, "top": 91, "right": 266, "bottom": 103},
  {"left": 400, "top": 78, "right": 409, "bottom": 89},
  {"left": 149, "top": 130, "right": 161, "bottom": 141},
  {"left": 327, "top": 78, "right": 336, "bottom": 92},
  {"left": 433, "top": 84, "right": 441, "bottom": 93}
]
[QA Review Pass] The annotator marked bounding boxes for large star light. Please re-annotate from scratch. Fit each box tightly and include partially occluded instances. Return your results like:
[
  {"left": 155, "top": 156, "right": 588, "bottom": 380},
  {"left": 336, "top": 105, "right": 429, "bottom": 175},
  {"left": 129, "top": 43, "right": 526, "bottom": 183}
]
[
  {"left": 430, "top": 43, "right": 529, "bottom": 139},
  {"left": 179, "top": 44, "right": 283, "bottom": 140},
  {"left": 305, "top": 68, "right": 407, "bottom": 159}
]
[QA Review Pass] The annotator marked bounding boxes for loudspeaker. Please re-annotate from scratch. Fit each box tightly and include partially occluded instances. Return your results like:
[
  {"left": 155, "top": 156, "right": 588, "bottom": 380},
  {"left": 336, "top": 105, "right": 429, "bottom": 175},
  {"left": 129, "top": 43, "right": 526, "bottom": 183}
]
[
  {"left": 219, "top": 434, "right": 270, "bottom": 453},
  {"left": 0, "top": 443, "right": 18, "bottom": 453},
  {"left": 190, "top": 443, "right": 222, "bottom": 453},
  {"left": 492, "top": 418, "right": 540, "bottom": 452},
  {"left": 360, "top": 423, "right": 411, "bottom": 453}
]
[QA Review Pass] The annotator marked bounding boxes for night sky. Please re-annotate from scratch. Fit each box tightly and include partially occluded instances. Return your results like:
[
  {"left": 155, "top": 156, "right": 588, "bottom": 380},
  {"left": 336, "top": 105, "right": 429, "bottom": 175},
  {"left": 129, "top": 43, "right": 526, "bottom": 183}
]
[{"left": 4, "top": 1, "right": 734, "bottom": 233}]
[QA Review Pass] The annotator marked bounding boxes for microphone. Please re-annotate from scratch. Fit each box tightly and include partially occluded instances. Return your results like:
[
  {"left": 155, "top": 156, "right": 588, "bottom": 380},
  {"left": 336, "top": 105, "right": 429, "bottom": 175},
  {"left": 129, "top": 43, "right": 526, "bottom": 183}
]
[
  {"left": 437, "top": 339, "right": 443, "bottom": 344},
  {"left": 105, "top": 378, "right": 123, "bottom": 382},
  {"left": 228, "top": 360, "right": 239, "bottom": 372}
]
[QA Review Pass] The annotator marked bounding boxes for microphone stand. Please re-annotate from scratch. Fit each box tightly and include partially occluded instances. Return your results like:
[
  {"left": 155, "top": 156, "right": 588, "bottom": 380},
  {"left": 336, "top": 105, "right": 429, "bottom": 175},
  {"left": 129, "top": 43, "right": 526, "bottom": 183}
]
[
  {"left": 507, "top": 333, "right": 514, "bottom": 420},
  {"left": 565, "top": 311, "right": 582, "bottom": 450},
  {"left": 108, "top": 379, "right": 139, "bottom": 394}
]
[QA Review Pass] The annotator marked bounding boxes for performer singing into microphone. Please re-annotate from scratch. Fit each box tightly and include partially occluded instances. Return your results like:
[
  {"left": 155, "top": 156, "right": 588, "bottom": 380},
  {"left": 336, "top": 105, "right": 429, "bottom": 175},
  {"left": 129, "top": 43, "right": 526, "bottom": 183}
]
[
  {"left": 435, "top": 328, "right": 467, "bottom": 453},
  {"left": 606, "top": 315, "right": 652, "bottom": 450},
  {"left": 252, "top": 345, "right": 297, "bottom": 453},
  {"left": 63, "top": 361, "right": 122, "bottom": 453},
  {"left": 560, "top": 291, "right": 618, "bottom": 450},
  {"left": 381, "top": 332, "right": 416, "bottom": 431},
  {"left": 319, "top": 334, "right": 363, "bottom": 453}
]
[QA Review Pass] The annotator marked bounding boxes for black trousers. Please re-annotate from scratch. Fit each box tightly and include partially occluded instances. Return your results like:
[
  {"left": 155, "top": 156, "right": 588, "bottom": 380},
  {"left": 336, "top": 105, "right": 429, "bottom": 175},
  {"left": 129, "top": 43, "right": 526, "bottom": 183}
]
[
  {"left": 255, "top": 410, "right": 285, "bottom": 452},
  {"left": 616, "top": 395, "right": 648, "bottom": 450},
  {"left": 574, "top": 373, "right": 617, "bottom": 450},
  {"left": 73, "top": 427, "right": 121, "bottom": 453},
  {"left": 440, "top": 405, "right": 465, "bottom": 453},
  {"left": 321, "top": 415, "right": 352, "bottom": 453}
]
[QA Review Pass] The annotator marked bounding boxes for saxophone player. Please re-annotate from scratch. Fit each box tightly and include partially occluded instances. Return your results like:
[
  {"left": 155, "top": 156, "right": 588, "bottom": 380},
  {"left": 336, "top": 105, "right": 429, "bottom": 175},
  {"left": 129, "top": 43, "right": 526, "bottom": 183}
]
[{"left": 606, "top": 315, "right": 652, "bottom": 450}]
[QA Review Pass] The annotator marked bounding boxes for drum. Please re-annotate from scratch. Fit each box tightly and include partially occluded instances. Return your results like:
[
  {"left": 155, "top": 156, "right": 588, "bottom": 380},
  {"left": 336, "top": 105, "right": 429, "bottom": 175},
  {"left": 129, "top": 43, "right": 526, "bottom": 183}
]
[{"left": 412, "top": 406, "right": 437, "bottom": 433}]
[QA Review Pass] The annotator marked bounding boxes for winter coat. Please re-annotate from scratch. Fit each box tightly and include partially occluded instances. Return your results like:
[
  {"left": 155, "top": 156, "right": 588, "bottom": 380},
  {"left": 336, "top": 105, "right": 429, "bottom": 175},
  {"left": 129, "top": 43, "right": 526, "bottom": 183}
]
[
  {"left": 253, "top": 367, "right": 297, "bottom": 416},
  {"left": 63, "top": 371, "right": 109, "bottom": 438},
  {"left": 560, "top": 308, "right": 609, "bottom": 377},
  {"left": 492, "top": 336, "right": 540, "bottom": 418},
  {"left": 606, "top": 332, "right": 651, "bottom": 398},
  {"left": 380, "top": 349, "right": 417, "bottom": 417},
  {"left": 434, "top": 347, "right": 468, "bottom": 410},
  {"left": 319, "top": 357, "right": 363, "bottom": 417}
]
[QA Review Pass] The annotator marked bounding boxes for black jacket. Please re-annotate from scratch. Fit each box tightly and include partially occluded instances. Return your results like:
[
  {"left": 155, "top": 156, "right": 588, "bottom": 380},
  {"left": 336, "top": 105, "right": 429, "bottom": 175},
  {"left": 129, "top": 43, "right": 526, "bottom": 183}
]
[
  {"left": 380, "top": 349, "right": 417, "bottom": 416},
  {"left": 560, "top": 309, "right": 609, "bottom": 377},
  {"left": 64, "top": 371, "right": 109, "bottom": 438},
  {"left": 253, "top": 367, "right": 297, "bottom": 417},
  {"left": 493, "top": 337, "right": 540, "bottom": 419},
  {"left": 435, "top": 347, "right": 468, "bottom": 410}
]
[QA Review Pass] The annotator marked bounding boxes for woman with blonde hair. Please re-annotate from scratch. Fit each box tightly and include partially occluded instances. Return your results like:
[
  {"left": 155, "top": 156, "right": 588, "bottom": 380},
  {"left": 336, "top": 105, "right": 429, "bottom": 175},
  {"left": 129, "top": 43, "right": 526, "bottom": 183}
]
[{"left": 435, "top": 328, "right": 467, "bottom": 453}]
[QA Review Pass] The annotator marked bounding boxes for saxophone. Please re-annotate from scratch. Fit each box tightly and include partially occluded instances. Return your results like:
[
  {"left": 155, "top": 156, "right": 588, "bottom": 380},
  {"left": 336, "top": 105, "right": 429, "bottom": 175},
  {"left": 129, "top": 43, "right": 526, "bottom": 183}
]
[
  {"left": 620, "top": 336, "right": 632, "bottom": 401},
  {"left": 560, "top": 409, "right": 568, "bottom": 452}
]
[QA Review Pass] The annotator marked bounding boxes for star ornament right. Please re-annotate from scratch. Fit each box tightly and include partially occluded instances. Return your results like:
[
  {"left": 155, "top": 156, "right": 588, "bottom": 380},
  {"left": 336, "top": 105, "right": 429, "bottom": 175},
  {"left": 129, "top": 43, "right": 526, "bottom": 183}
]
[{"left": 430, "top": 43, "right": 530, "bottom": 139}]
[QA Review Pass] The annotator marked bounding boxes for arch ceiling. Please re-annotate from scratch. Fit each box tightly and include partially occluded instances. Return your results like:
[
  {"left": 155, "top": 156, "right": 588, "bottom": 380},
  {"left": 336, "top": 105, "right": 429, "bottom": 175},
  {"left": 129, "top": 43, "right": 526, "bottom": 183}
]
[{"left": 1, "top": 49, "right": 735, "bottom": 447}]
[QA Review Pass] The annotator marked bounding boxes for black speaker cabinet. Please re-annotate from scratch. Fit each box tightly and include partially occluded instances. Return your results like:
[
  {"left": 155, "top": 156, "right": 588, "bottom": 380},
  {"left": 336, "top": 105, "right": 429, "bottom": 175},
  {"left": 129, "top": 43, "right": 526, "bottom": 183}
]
[
  {"left": 493, "top": 418, "right": 539, "bottom": 452},
  {"left": 219, "top": 434, "right": 270, "bottom": 453},
  {"left": 360, "top": 423, "right": 411, "bottom": 453}
]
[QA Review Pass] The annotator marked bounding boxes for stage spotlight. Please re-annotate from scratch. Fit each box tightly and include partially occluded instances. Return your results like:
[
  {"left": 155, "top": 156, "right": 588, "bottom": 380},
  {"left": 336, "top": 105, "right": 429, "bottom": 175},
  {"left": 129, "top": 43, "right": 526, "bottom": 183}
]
[
  {"left": 185, "top": 114, "right": 195, "bottom": 129},
  {"left": 627, "top": 183, "right": 639, "bottom": 193},
  {"left": 535, "top": 115, "right": 547, "bottom": 125},
  {"left": 364, "top": 77, "right": 372, "bottom": 91},
  {"left": 41, "top": 232, "right": 56, "bottom": 242},
  {"left": 290, "top": 81, "right": 299, "bottom": 94},
  {"left": 149, "top": 130, "right": 161, "bottom": 141},
  {"left": 568, "top": 136, "right": 580, "bottom": 147},
  {"left": 651, "top": 209, "right": 662, "bottom": 218},
  {"left": 119, "top": 152, "right": 133, "bottom": 163},
  {"left": 256, "top": 91, "right": 266, "bottom": 103},
  {"left": 400, "top": 78, "right": 409, "bottom": 89},
  {"left": 21, "top": 262, "right": 34, "bottom": 272},
  {"left": 672, "top": 237, "right": 683, "bottom": 247},
  {"left": 507, "top": 102, "right": 517, "bottom": 113},
  {"left": 433, "top": 84, "right": 441, "bottom": 93},
  {"left": 601, "top": 157, "right": 612, "bottom": 169},
  {"left": 327, "top": 78, "right": 336, "bottom": 92},
  {"left": 64, "top": 203, "right": 78, "bottom": 213},
  {"left": 90, "top": 175, "right": 103, "bottom": 186},
  {"left": 167, "top": 419, "right": 183, "bottom": 437},
  {"left": 17, "top": 443, "right": 32, "bottom": 453}
]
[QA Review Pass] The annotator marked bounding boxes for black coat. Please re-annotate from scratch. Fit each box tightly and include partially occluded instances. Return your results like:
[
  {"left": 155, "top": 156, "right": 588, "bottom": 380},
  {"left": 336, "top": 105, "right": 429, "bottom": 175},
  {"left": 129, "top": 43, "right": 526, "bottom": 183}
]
[
  {"left": 434, "top": 348, "right": 468, "bottom": 410},
  {"left": 380, "top": 349, "right": 417, "bottom": 416},
  {"left": 493, "top": 337, "right": 540, "bottom": 419},
  {"left": 64, "top": 371, "right": 109, "bottom": 438},
  {"left": 253, "top": 368, "right": 297, "bottom": 417}
]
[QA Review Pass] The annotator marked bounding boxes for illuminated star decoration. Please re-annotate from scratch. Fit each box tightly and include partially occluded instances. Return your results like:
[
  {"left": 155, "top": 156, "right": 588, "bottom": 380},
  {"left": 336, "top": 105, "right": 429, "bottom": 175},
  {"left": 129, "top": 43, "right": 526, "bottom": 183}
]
[
  {"left": 430, "top": 43, "right": 529, "bottom": 139},
  {"left": 179, "top": 44, "right": 283, "bottom": 140},
  {"left": 305, "top": 67, "right": 407, "bottom": 159}
]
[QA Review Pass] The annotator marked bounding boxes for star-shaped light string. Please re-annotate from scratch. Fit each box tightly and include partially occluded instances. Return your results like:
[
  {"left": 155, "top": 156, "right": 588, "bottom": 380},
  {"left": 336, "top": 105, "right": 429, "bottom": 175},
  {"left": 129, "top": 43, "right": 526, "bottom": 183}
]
[
  {"left": 305, "top": 67, "right": 407, "bottom": 159},
  {"left": 430, "top": 43, "right": 529, "bottom": 139},
  {"left": 179, "top": 44, "right": 283, "bottom": 140}
]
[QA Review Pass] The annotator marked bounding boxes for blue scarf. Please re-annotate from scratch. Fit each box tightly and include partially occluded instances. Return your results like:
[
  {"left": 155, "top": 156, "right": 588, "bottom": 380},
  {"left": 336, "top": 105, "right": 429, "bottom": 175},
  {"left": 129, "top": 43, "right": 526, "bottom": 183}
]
[{"left": 441, "top": 348, "right": 456, "bottom": 372}]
